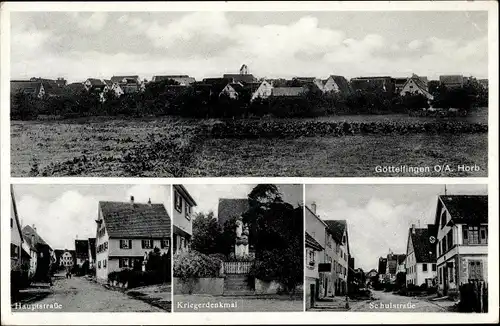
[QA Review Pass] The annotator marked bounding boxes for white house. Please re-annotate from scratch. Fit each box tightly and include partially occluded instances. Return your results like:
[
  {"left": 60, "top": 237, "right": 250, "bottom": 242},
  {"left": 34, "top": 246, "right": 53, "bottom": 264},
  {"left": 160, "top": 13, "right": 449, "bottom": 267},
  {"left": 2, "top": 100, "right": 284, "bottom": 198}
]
[
  {"left": 322, "top": 75, "right": 351, "bottom": 94},
  {"left": 434, "top": 195, "right": 488, "bottom": 297},
  {"left": 324, "top": 219, "right": 350, "bottom": 296},
  {"left": 405, "top": 224, "right": 437, "bottom": 287},
  {"left": 250, "top": 80, "right": 273, "bottom": 101},
  {"left": 220, "top": 83, "right": 244, "bottom": 99},
  {"left": 173, "top": 185, "right": 197, "bottom": 254},
  {"left": 60, "top": 250, "right": 75, "bottom": 269},
  {"left": 400, "top": 74, "right": 434, "bottom": 100},
  {"left": 95, "top": 196, "right": 171, "bottom": 281}
]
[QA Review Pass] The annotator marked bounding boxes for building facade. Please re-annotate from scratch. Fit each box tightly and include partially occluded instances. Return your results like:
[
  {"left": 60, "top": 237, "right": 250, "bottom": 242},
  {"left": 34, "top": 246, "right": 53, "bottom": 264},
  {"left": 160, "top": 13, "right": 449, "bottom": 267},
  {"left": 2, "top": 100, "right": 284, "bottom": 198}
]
[
  {"left": 405, "top": 224, "right": 437, "bottom": 287},
  {"left": 95, "top": 197, "right": 171, "bottom": 281},
  {"left": 434, "top": 195, "right": 488, "bottom": 296},
  {"left": 173, "top": 185, "right": 197, "bottom": 254}
]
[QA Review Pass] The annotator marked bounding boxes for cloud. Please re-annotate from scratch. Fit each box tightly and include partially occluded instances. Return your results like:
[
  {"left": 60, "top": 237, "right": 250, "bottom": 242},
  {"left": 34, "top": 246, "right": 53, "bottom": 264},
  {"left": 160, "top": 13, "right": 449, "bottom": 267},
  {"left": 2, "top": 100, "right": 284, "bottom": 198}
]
[
  {"left": 408, "top": 39, "right": 423, "bottom": 50},
  {"left": 72, "top": 12, "right": 109, "bottom": 32}
]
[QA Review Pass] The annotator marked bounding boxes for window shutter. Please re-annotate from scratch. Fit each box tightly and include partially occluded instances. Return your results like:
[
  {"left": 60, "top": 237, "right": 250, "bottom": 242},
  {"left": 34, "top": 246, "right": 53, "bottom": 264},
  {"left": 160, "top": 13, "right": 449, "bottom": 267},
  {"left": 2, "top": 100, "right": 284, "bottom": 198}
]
[{"left": 129, "top": 240, "right": 132, "bottom": 249}]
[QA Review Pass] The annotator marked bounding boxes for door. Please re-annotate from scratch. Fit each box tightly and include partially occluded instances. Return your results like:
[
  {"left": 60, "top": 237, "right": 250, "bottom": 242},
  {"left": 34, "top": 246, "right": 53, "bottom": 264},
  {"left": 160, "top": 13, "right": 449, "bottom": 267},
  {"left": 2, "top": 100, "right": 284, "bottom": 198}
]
[{"left": 310, "top": 284, "right": 315, "bottom": 308}]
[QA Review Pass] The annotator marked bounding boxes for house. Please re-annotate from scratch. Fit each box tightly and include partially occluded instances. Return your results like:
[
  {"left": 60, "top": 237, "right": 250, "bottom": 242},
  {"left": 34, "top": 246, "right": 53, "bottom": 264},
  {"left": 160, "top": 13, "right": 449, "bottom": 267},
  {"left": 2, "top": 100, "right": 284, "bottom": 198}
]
[
  {"left": 223, "top": 64, "right": 257, "bottom": 84},
  {"left": 324, "top": 220, "right": 350, "bottom": 296},
  {"left": 400, "top": 74, "right": 434, "bottom": 100},
  {"left": 60, "top": 250, "right": 76, "bottom": 269},
  {"left": 393, "top": 77, "right": 408, "bottom": 93},
  {"left": 110, "top": 75, "right": 145, "bottom": 94},
  {"left": 433, "top": 195, "right": 488, "bottom": 297},
  {"left": 249, "top": 80, "right": 273, "bottom": 101},
  {"left": 439, "top": 75, "right": 464, "bottom": 88},
  {"left": 271, "top": 87, "right": 306, "bottom": 97},
  {"left": 84, "top": 78, "right": 107, "bottom": 92},
  {"left": 75, "top": 239, "right": 89, "bottom": 267},
  {"left": 172, "top": 186, "right": 198, "bottom": 254},
  {"left": 383, "top": 252, "right": 406, "bottom": 283},
  {"left": 350, "top": 76, "right": 395, "bottom": 93},
  {"left": 405, "top": 224, "right": 437, "bottom": 287},
  {"left": 219, "top": 83, "right": 245, "bottom": 99},
  {"left": 65, "top": 83, "right": 87, "bottom": 95},
  {"left": 95, "top": 197, "right": 171, "bottom": 281},
  {"left": 305, "top": 203, "right": 329, "bottom": 306},
  {"left": 151, "top": 75, "right": 196, "bottom": 86},
  {"left": 365, "top": 268, "right": 378, "bottom": 286},
  {"left": 88, "top": 238, "right": 96, "bottom": 269},
  {"left": 11, "top": 80, "right": 45, "bottom": 98},
  {"left": 378, "top": 257, "right": 387, "bottom": 282},
  {"left": 22, "top": 225, "right": 53, "bottom": 283},
  {"left": 323, "top": 75, "right": 352, "bottom": 95},
  {"left": 11, "top": 185, "right": 31, "bottom": 290},
  {"left": 30, "top": 77, "right": 67, "bottom": 88}
]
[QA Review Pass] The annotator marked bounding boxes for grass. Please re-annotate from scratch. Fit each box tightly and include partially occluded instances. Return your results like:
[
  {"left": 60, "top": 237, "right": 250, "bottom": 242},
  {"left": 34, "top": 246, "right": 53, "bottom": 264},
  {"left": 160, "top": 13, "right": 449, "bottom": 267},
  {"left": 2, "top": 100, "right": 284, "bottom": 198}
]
[{"left": 10, "top": 113, "right": 488, "bottom": 177}]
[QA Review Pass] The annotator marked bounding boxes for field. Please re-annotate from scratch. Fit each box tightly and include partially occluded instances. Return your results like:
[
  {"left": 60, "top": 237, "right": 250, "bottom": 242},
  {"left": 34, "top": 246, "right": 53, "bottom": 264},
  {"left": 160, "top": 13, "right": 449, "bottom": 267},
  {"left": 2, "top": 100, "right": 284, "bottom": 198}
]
[{"left": 10, "top": 113, "right": 488, "bottom": 177}]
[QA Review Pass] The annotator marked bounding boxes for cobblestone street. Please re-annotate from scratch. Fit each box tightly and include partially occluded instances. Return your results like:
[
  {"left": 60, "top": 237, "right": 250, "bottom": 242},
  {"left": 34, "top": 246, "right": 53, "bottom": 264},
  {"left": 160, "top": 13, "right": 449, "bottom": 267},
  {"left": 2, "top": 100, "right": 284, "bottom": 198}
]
[{"left": 12, "top": 275, "right": 165, "bottom": 312}]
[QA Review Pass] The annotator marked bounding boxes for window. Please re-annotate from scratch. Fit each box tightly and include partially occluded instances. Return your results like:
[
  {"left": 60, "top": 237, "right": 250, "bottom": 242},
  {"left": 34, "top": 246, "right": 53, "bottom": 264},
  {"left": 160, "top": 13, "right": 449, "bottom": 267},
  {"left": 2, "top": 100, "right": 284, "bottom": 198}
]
[
  {"left": 161, "top": 239, "right": 170, "bottom": 249},
  {"left": 439, "top": 267, "right": 442, "bottom": 284},
  {"left": 142, "top": 239, "right": 153, "bottom": 249},
  {"left": 11, "top": 218, "right": 13, "bottom": 228},
  {"left": 98, "top": 261, "right": 101, "bottom": 269},
  {"left": 185, "top": 204, "right": 192, "bottom": 220},
  {"left": 119, "top": 258, "right": 131, "bottom": 268},
  {"left": 307, "top": 249, "right": 315, "bottom": 266},
  {"left": 438, "top": 241, "right": 441, "bottom": 256},
  {"left": 468, "top": 261, "right": 484, "bottom": 281},
  {"left": 480, "top": 227, "right": 488, "bottom": 243},
  {"left": 120, "top": 239, "right": 132, "bottom": 249},
  {"left": 423, "top": 263, "right": 428, "bottom": 272},
  {"left": 440, "top": 210, "right": 447, "bottom": 228},
  {"left": 442, "top": 236, "right": 447, "bottom": 254},
  {"left": 432, "top": 264, "right": 437, "bottom": 271},
  {"left": 11, "top": 244, "right": 19, "bottom": 259},
  {"left": 174, "top": 191, "right": 182, "bottom": 213},
  {"left": 103, "top": 259, "right": 107, "bottom": 268},
  {"left": 448, "top": 262, "right": 454, "bottom": 283},
  {"left": 464, "top": 226, "right": 480, "bottom": 245}
]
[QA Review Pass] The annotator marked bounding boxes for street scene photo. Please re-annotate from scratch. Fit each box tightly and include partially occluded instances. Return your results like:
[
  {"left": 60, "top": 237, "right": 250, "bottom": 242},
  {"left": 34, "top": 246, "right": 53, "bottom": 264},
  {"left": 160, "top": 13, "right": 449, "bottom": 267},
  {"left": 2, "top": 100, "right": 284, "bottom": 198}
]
[
  {"left": 10, "top": 184, "right": 172, "bottom": 312},
  {"left": 10, "top": 11, "right": 488, "bottom": 177},
  {"left": 305, "top": 184, "right": 488, "bottom": 312},
  {"left": 172, "top": 184, "right": 304, "bottom": 312}
]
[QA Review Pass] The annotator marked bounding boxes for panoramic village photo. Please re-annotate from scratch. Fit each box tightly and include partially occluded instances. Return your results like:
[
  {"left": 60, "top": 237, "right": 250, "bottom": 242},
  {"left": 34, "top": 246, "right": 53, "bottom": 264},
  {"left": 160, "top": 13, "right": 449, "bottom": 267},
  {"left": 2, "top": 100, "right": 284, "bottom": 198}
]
[
  {"left": 10, "top": 11, "right": 488, "bottom": 177},
  {"left": 172, "top": 184, "right": 304, "bottom": 312},
  {"left": 305, "top": 184, "right": 488, "bottom": 313},
  {"left": 10, "top": 184, "right": 172, "bottom": 312}
]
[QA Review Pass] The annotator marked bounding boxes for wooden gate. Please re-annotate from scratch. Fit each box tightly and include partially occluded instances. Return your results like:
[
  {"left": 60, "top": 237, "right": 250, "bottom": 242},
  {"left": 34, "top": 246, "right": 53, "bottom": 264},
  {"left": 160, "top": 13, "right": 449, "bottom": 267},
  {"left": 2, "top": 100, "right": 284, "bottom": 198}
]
[{"left": 223, "top": 261, "right": 253, "bottom": 274}]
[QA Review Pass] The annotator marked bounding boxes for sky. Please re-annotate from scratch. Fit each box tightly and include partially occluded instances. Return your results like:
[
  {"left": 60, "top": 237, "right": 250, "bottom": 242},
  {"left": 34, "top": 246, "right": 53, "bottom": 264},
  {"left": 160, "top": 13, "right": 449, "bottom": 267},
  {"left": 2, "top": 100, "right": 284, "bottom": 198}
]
[
  {"left": 12, "top": 184, "right": 171, "bottom": 250},
  {"left": 305, "top": 184, "right": 488, "bottom": 272},
  {"left": 183, "top": 184, "right": 303, "bottom": 217},
  {"left": 10, "top": 11, "right": 488, "bottom": 83}
]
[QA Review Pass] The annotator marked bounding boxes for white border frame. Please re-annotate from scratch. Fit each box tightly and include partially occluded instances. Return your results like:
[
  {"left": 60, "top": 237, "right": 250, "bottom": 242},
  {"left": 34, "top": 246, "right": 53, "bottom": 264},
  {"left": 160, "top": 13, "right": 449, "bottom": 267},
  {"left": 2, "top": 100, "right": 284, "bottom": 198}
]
[{"left": 1, "top": 1, "right": 498, "bottom": 325}]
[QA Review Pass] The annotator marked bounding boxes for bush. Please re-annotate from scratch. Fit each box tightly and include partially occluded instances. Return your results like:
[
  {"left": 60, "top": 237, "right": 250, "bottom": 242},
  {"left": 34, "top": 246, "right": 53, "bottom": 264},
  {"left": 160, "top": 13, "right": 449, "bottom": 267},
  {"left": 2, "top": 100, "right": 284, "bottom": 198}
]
[
  {"left": 173, "top": 250, "right": 222, "bottom": 280},
  {"left": 108, "top": 269, "right": 164, "bottom": 288}
]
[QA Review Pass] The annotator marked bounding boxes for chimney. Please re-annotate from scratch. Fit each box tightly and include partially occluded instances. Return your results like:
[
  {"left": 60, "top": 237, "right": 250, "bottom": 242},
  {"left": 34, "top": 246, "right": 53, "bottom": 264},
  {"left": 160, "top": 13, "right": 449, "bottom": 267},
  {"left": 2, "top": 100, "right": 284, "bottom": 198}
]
[
  {"left": 130, "top": 195, "right": 135, "bottom": 204},
  {"left": 411, "top": 224, "right": 416, "bottom": 234},
  {"left": 311, "top": 202, "right": 317, "bottom": 214}
]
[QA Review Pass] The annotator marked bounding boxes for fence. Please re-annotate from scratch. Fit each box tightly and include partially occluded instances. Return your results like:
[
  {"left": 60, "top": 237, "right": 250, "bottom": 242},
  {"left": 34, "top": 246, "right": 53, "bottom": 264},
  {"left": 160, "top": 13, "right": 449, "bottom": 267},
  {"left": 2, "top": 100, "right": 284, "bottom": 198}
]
[
  {"left": 223, "top": 261, "right": 254, "bottom": 275},
  {"left": 459, "top": 280, "right": 488, "bottom": 313}
]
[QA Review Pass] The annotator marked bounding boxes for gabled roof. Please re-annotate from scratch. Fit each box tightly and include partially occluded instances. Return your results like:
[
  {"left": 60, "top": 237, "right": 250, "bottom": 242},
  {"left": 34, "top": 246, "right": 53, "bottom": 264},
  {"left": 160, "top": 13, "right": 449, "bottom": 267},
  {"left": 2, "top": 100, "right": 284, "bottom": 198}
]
[
  {"left": 103, "top": 79, "right": 113, "bottom": 86},
  {"left": 328, "top": 75, "right": 352, "bottom": 94},
  {"left": 42, "top": 82, "right": 65, "bottom": 96},
  {"left": 324, "top": 220, "right": 347, "bottom": 243},
  {"left": 99, "top": 201, "right": 171, "bottom": 238},
  {"left": 271, "top": 87, "right": 305, "bottom": 97},
  {"left": 438, "top": 195, "right": 488, "bottom": 225},
  {"left": 223, "top": 74, "right": 256, "bottom": 84},
  {"left": 111, "top": 76, "right": 140, "bottom": 84},
  {"left": 86, "top": 78, "right": 106, "bottom": 86},
  {"left": 306, "top": 232, "right": 324, "bottom": 251},
  {"left": 173, "top": 185, "right": 197, "bottom": 206},
  {"left": 202, "top": 77, "right": 233, "bottom": 85},
  {"left": 293, "top": 77, "right": 317, "bottom": 83},
  {"left": 217, "top": 198, "right": 249, "bottom": 227},
  {"left": 11, "top": 81, "right": 43, "bottom": 95},
  {"left": 152, "top": 75, "right": 196, "bottom": 85},
  {"left": 10, "top": 185, "right": 24, "bottom": 243},
  {"left": 75, "top": 239, "right": 89, "bottom": 259},
  {"left": 439, "top": 75, "right": 464, "bottom": 85},
  {"left": 409, "top": 227, "right": 437, "bottom": 263},
  {"left": 22, "top": 225, "right": 51, "bottom": 250},
  {"left": 65, "top": 83, "right": 86, "bottom": 93},
  {"left": 401, "top": 74, "right": 433, "bottom": 98}
]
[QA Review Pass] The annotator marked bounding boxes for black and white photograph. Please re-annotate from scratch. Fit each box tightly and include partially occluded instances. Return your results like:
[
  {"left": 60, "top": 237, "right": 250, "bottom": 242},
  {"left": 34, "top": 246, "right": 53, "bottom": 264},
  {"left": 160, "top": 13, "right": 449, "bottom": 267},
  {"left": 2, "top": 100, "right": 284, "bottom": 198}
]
[
  {"left": 305, "top": 184, "right": 488, "bottom": 313},
  {"left": 9, "top": 10, "right": 488, "bottom": 177},
  {"left": 10, "top": 184, "right": 172, "bottom": 312},
  {"left": 172, "top": 184, "right": 304, "bottom": 312}
]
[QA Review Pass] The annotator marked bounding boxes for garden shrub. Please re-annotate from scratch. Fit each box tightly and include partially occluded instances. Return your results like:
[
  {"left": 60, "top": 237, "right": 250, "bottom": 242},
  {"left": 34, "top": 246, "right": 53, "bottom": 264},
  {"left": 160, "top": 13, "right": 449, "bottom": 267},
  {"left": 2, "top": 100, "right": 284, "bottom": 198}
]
[{"left": 173, "top": 250, "right": 222, "bottom": 280}]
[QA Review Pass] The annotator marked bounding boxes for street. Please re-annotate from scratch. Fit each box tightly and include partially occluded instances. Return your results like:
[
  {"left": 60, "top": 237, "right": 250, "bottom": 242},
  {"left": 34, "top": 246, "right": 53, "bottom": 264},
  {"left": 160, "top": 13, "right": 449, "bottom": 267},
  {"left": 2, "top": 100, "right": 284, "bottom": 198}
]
[
  {"left": 349, "top": 290, "right": 449, "bottom": 312},
  {"left": 12, "top": 275, "right": 165, "bottom": 312}
]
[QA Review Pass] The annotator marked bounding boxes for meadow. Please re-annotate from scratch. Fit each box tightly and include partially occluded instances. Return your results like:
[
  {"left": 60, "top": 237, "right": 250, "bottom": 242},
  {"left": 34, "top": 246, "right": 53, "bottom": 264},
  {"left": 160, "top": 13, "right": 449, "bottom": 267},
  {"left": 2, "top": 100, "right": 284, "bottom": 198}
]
[{"left": 10, "top": 113, "right": 488, "bottom": 177}]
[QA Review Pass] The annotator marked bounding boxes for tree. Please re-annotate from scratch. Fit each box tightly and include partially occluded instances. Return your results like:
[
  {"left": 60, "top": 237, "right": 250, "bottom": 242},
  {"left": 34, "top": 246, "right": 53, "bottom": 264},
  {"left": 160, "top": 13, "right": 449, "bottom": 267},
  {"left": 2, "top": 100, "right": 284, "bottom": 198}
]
[{"left": 191, "top": 211, "right": 224, "bottom": 255}]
